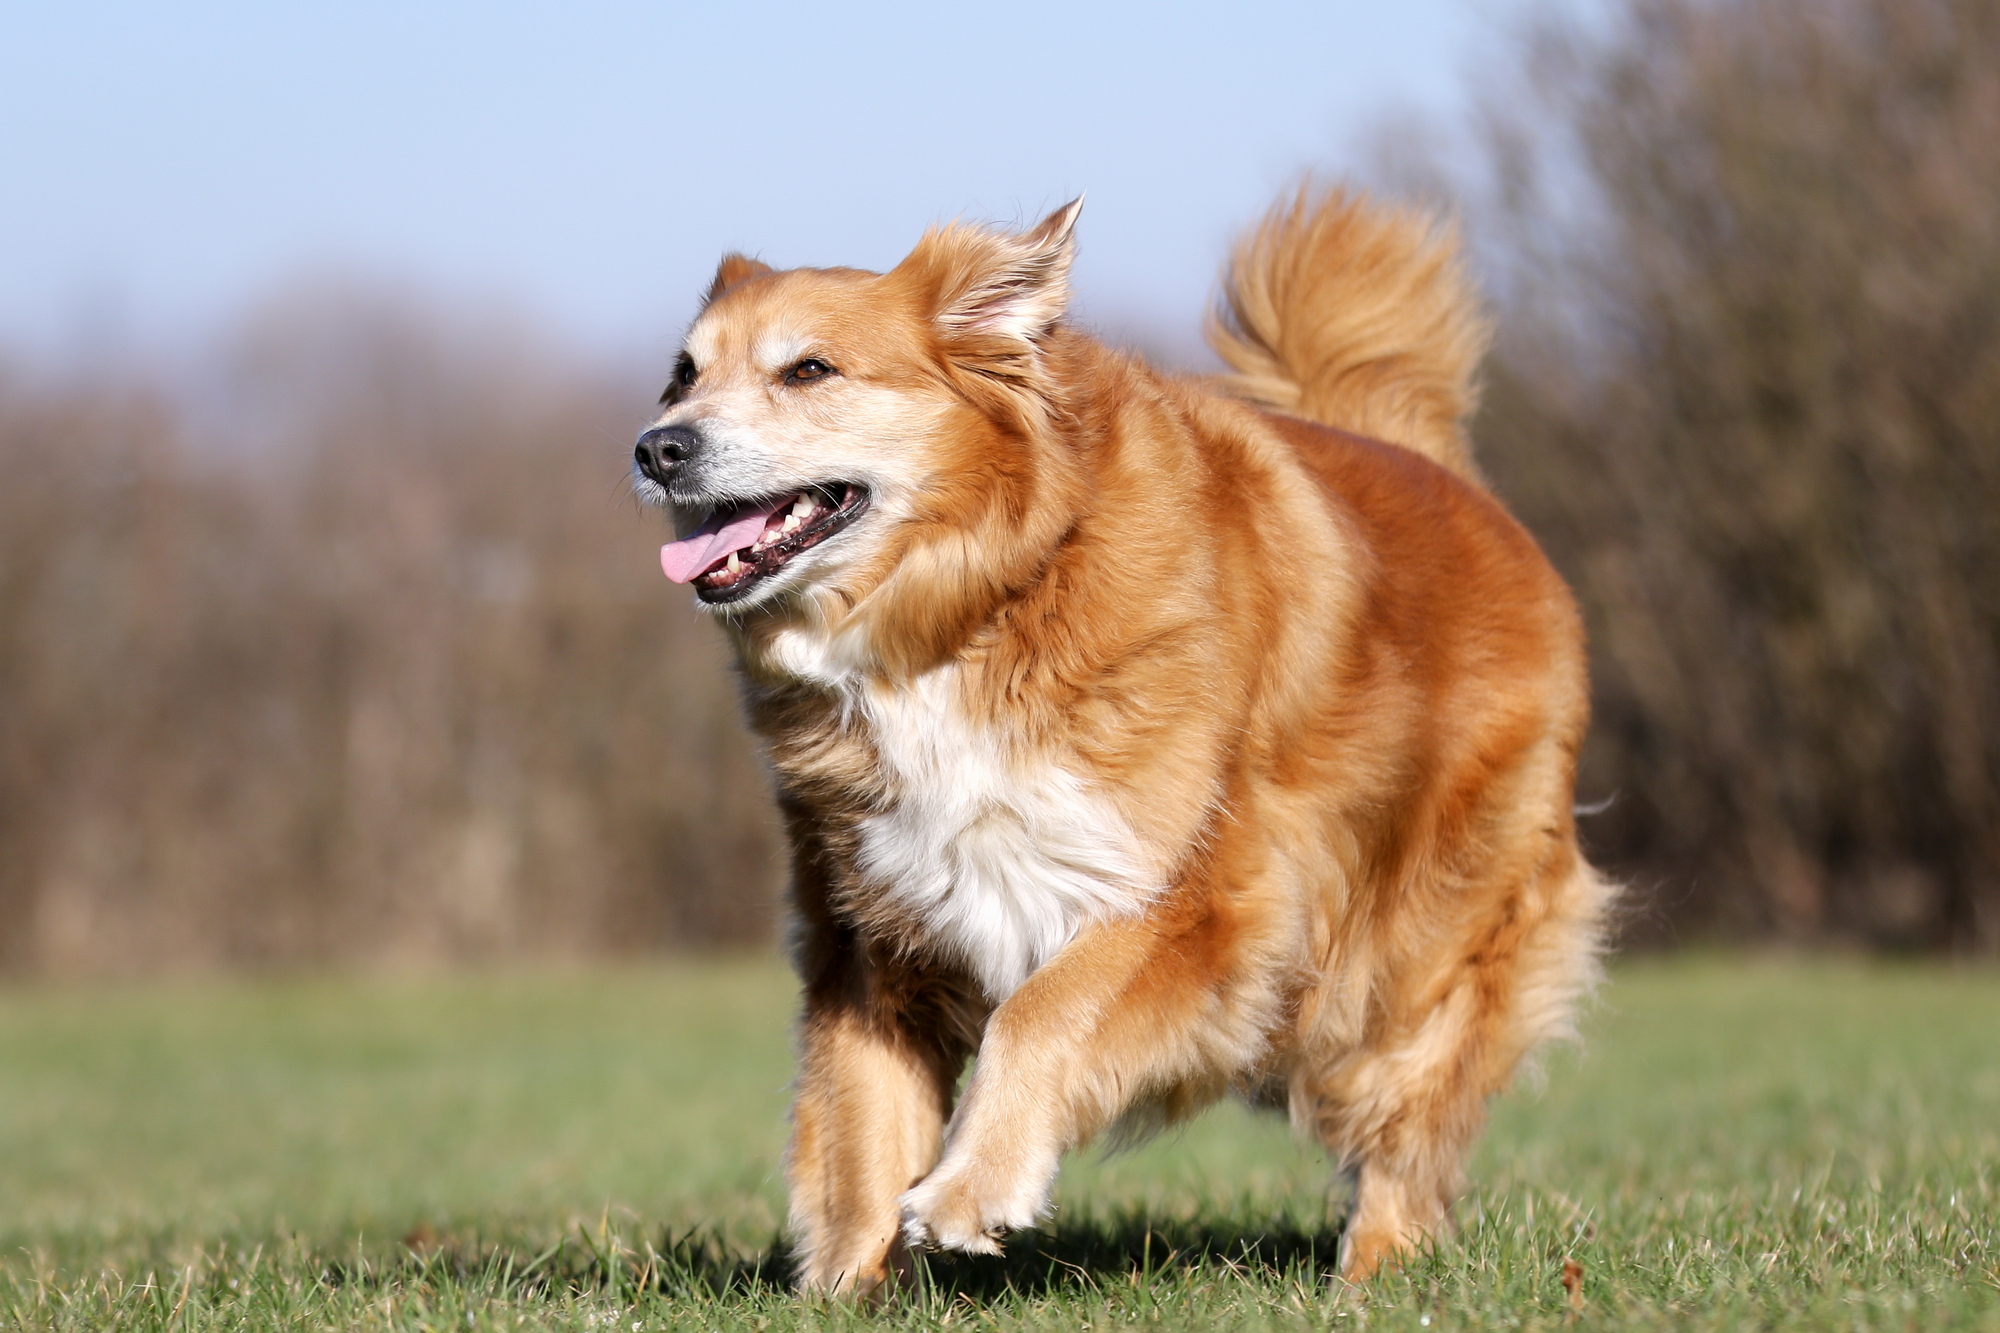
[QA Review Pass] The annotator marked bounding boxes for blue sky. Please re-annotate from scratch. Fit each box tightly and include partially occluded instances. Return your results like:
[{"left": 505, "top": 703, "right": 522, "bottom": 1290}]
[{"left": 2, "top": 2, "right": 1526, "bottom": 371}]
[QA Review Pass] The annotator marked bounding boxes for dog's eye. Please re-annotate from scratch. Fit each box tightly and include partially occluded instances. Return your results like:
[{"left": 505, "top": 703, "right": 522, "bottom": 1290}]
[
  {"left": 786, "top": 358, "right": 835, "bottom": 385},
  {"left": 659, "top": 353, "right": 698, "bottom": 404}
]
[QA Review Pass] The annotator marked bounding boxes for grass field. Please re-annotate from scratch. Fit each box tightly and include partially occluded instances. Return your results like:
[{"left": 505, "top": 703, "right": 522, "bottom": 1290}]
[{"left": 1, "top": 955, "right": 1995, "bottom": 1330}]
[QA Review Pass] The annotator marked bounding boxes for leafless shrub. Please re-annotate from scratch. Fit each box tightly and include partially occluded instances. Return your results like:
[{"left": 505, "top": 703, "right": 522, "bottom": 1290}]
[
  {"left": 1470, "top": 0, "right": 2000, "bottom": 950},
  {"left": 0, "top": 289, "right": 780, "bottom": 975}
]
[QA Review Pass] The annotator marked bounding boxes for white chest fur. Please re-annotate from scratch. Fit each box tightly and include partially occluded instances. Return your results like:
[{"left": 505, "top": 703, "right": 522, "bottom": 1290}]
[{"left": 846, "top": 667, "right": 1153, "bottom": 1002}]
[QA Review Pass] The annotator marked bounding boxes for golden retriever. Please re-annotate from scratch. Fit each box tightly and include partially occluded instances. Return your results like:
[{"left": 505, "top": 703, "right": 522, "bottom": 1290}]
[{"left": 632, "top": 185, "right": 1612, "bottom": 1295}]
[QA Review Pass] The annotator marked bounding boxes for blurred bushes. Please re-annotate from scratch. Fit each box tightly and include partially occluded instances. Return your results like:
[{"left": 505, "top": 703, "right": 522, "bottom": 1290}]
[
  {"left": 1472, "top": 0, "right": 2000, "bottom": 951},
  {"left": 3, "top": 0, "right": 1996, "bottom": 971},
  {"left": 0, "top": 290, "right": 780, "bottom": 974}
]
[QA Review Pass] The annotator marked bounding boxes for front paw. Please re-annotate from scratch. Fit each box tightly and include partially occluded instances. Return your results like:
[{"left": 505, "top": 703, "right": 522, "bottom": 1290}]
[{"left": 898, "top": 1160, "right": 1047, "bottom": 1256}]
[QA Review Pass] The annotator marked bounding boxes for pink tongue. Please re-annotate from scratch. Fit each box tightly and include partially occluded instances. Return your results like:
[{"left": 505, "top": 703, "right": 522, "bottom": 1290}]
[{"left": 660, "top": 499, "right": 789, "bottom": 583}]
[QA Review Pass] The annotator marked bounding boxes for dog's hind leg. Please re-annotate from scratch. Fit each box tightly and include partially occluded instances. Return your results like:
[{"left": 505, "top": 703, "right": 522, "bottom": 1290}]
[
  {"left": 1309, "top": 855, "right": 1609, "bottom": 1281},
  {"left": 1297, "top": 955, "right": 1511, "bottom": 1282}
]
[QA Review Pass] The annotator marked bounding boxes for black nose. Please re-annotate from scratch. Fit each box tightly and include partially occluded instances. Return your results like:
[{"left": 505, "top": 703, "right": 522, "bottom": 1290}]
[{"left": 634, "top": 425, "right": 700, "bottom": 482}]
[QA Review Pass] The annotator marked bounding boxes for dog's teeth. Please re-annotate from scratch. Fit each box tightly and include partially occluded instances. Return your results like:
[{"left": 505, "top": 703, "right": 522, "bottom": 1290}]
[
  {"left": 727, "top": 551, "right": 742, "bottom": 574},
  {"left": 792, "top": 494, "right": 816, "bottom": 518},
  {"left": 782, "top": 514, "right": 801, "bottom": 533}
]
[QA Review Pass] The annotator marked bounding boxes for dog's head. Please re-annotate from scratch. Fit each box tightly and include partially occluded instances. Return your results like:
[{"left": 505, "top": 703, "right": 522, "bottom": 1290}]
[{"left": 634, "top": 200, "right": 1086, "bottom": 672}]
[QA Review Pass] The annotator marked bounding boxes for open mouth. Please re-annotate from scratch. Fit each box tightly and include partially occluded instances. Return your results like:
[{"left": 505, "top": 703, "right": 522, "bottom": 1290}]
[{"left": 661, "top": 484, "right": 869, "bottom": 604}]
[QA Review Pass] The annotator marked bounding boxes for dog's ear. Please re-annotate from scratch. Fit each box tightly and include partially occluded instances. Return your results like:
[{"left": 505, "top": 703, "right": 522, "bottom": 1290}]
[
  {"left": 908, "top": 197, "right": 1084, "bottom": 345},
  {"left": 704, "top": 253, "right": 773, "bottom": 306}
]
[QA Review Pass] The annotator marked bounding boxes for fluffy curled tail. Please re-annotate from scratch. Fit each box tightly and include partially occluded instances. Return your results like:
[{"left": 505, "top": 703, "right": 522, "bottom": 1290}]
[{"left": 1207, "top": 183, "right": 1491, "bottom": 481}]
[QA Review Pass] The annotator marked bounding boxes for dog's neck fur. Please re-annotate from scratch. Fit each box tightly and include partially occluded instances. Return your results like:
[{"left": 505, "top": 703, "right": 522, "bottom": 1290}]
[{"left": 731, "top": 343, "right": 1179, "bottom": 998}]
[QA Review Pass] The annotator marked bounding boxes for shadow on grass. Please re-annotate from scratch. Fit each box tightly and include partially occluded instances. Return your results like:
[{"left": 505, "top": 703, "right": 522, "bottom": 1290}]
[
  {"left": 319, "top": 1212, "right": 1347, "bottom": 1305},
  {"left": 909, "top": 1213, "right": 1346, "bottom": 1302}
]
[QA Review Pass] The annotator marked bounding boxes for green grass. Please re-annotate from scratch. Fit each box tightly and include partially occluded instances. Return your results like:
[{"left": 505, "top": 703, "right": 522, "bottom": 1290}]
[{"left": 1, "top": 955, "right": 1995, "bottom": 1330}]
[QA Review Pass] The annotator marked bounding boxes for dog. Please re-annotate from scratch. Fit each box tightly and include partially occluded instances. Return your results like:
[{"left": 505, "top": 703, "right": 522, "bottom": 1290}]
[{"left": 632, "top": 185, "right": 1612, "bottom": 1295}]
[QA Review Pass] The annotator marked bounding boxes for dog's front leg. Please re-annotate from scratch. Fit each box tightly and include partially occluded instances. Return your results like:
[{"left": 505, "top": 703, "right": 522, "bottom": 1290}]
[
  {"left": 899, "top": 911, "right": 1219, "bottom": 1253},
  {"left": 787, "top": 953, "right": 968, "bottom": 1297}
]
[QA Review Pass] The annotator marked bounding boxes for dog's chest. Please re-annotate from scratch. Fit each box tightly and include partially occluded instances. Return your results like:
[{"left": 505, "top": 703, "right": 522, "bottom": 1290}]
[{"left": 845, "top": 669, "right": 1149, "bottom": 1002}]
